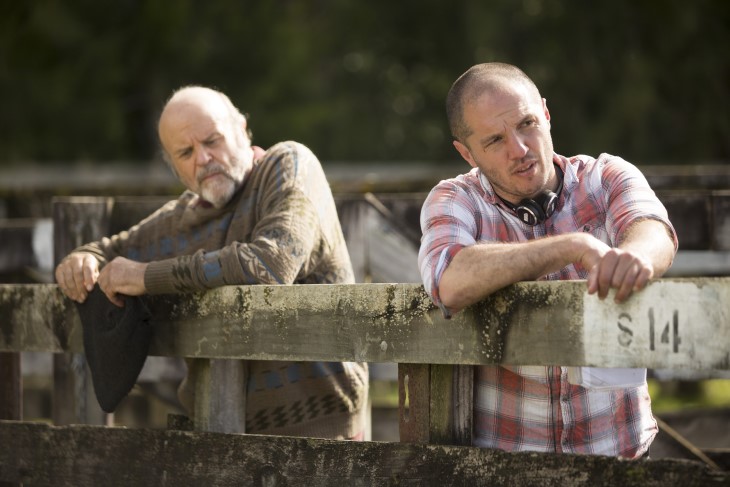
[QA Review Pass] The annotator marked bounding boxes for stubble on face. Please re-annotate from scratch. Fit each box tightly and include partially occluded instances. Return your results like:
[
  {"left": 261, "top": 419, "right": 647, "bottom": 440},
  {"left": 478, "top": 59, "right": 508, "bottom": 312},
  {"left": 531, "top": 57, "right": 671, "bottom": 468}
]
[{"left": 461, "top": 85, "right": 555, "bottom": 203}]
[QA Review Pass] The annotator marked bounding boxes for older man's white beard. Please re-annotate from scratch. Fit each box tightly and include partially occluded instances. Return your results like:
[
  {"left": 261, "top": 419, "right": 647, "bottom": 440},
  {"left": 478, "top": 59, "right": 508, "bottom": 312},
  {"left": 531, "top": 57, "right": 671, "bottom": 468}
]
[
  {"left": 200, "top": 176, "right": 237, "bottom": 208},
  {"left": 197, "top": 162, "right": 245, "bottom": 209}
]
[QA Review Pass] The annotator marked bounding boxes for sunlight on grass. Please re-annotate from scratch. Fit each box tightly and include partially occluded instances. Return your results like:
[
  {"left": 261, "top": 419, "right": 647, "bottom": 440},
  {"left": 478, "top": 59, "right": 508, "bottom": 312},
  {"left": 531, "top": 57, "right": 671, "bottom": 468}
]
[
  {"left": 372, "top": 378, "right": 730, "bottom": 413},
  {"left": 649, "top": 379, "right": 730, "bottom": 413},
  {"left": 370, "top": 380, "right": 399, "bottom": 408}
]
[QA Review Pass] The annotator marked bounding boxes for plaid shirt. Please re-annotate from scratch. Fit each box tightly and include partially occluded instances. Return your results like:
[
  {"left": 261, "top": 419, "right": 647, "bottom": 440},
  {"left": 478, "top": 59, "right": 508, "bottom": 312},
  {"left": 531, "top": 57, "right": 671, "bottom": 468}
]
[{"left": 418, "top": 153, "right": 677, "bottom": 458}]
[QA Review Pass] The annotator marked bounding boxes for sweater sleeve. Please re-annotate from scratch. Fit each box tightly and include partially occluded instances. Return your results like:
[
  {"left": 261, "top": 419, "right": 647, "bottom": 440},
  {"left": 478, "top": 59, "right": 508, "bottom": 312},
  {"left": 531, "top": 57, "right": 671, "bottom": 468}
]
[
  {"left": 144, "top": 142, "right": 325, "bottom": 294},
  {"left": 68, "top": 198, "right": 183, "bottom": 267}
]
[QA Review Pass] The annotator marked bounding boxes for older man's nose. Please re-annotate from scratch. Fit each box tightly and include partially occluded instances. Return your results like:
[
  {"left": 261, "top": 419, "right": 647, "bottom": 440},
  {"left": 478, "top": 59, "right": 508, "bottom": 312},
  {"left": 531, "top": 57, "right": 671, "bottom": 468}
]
[{"left": 195, "top": 146, "right": 212, "bottom": 166}]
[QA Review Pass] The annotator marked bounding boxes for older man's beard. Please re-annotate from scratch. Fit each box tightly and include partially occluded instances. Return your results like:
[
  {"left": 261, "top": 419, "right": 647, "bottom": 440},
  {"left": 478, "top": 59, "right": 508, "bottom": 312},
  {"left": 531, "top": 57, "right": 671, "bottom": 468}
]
[{"left": 197, "top": 159, "right": 246, "bottom": 209}]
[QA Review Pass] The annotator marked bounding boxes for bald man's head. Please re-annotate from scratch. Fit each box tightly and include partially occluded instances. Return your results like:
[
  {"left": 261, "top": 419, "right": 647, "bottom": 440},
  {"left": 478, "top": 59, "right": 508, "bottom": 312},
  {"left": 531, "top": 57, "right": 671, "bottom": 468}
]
[
  {"left": 446, "top": 63, "right": 542, "bottom": 143},
  {"left": 156, "top": 86, "right": 255, "bottom": 208},
  {"left": 158, "top": 86, "right": 250, "bottom": 159}
]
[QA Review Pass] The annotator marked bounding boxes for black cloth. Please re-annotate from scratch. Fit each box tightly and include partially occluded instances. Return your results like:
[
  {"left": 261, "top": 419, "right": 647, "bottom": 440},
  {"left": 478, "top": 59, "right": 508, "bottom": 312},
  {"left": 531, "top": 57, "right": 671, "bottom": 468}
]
[{"left": 75, "top": 285, "right": 153, "bottom": 413}]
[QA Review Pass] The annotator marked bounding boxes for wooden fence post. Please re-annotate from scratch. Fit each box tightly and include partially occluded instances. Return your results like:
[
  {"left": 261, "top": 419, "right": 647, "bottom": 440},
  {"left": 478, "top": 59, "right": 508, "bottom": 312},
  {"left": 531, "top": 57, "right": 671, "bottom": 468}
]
[
  {"left": 190, "top": 359, "right": 247, "bottom": 433},
  {"left": 712, "top": 191, "right": 730, "bottom": 251},
  {"left": 0, "top": 352, "right": 21, "bottom": 421},
  {"left": 398, "top": 363, "right": 473, "bottom": 446},
  {"left": 398, "top": 363, "right": 430, "bottom": 443},
  {"left": 52, "top": 197, "right": 113, "bottom": 426}
]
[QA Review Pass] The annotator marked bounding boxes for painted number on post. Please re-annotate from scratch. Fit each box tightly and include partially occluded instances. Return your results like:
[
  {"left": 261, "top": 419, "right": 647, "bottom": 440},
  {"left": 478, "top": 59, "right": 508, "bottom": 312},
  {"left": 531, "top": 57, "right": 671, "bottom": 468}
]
[
  {"left": 583, "top": 280, "right": 730, "bottom": 370},
  {"left": 616, "top": 309, "right": 681, "bottom": 353}
]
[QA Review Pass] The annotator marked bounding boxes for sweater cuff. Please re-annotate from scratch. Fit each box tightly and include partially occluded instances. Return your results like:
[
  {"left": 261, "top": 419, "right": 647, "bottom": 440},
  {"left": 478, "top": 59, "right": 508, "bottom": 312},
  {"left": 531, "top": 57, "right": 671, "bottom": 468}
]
[{"left": 144, "top": 260, "right": 179, "bottom": 295}]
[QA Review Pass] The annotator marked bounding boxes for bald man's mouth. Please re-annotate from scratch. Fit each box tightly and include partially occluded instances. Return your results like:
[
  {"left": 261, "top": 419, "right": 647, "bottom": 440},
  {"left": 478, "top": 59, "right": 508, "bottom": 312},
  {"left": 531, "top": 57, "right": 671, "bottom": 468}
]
[{"left": 514, "top": 160, "right": 538, "bottom": 177}]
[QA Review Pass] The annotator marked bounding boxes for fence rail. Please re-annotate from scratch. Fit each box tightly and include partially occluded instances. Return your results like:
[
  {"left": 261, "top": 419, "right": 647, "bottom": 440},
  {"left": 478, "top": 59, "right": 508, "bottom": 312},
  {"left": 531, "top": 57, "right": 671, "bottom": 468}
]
[
  {"left": 1, "top": 279, "right": 729, "bottom": 370},
  {"left": 2, "top": 192, "right": 730, "bottom": 484},
  {"left": 1, "top": 420, "right": 728, "bottom": 487}
]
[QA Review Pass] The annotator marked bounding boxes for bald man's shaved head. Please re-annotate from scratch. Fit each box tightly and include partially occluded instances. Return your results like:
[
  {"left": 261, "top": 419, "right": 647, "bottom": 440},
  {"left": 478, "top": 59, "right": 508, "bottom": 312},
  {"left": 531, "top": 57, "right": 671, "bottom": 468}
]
[
  {"left": 446, "top": 63, "right": 542, "bottom": 143},
  {"left": 158, "top": 86, "right": 251, "bottom": 161}
]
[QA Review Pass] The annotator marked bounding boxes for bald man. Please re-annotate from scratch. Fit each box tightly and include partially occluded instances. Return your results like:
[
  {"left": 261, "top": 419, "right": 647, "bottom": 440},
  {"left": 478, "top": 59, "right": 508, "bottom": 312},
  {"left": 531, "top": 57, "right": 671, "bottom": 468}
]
[
  {"left": 419, "top": 63, "right": 677, "bottom": 458},
  {"left": 56, "top": 86, "right": 369, "bottom": 439}
]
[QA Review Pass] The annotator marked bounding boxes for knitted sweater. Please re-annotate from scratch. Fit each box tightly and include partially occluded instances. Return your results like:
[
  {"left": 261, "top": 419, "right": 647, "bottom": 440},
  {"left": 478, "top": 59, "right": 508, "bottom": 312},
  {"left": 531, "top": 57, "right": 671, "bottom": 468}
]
[{"left": 75, "top": 141, "right": 368, "bottom": 439}]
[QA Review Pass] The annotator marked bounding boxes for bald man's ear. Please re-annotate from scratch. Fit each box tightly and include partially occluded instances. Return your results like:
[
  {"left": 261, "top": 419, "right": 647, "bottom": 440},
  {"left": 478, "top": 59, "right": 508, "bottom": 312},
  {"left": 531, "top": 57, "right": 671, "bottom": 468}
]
[
  {"left": 453, "top": 140, "right": 477, "bottom": 168},
  {"left": 542, "top": 98, "right": 551, "bottom": 127}
]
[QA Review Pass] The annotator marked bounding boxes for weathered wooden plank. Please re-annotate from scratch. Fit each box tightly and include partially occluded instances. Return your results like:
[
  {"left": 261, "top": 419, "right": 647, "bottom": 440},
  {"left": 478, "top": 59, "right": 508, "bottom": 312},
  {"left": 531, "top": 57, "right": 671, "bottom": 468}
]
[
  {"left": 666, "top": 251, "right": 730, "bottom": 277},
  {"left": 428, "top": 364, "right": 454, "bottom": 445},
  {"left": 0, "top": 219, "right": 38, "bottom": 272},
  {"left": 641, "top": 165, "right": 730, "bottom": 191},
  {"left": 0, "top": 353, "right": 21, "bottom": 420},
  {"left": 1, "top": 278, "right": 729, "bottom": 369},
  {"left": 0, "top": 421, "right": 726, "bottom": 486},
  {"left": 452, "top": 364, "right": 474, "bottom": 446},
  {"left": 398, "top": 363, "right": 429, "bottom": 443},
  {"left": 658, "top": 190, "right": 712, "bottom": 251},
  {"left": 398, "top": 364, "right": 474, "bottom": 446},
  {"left": 189, "top": 358, "right": 247, "bottom": 433},
  {"left": 52, "top": 197, "right": 112, "bottom": 427},
  {"left": 713, "top": 191, "right": 730, "bottom": 252}
]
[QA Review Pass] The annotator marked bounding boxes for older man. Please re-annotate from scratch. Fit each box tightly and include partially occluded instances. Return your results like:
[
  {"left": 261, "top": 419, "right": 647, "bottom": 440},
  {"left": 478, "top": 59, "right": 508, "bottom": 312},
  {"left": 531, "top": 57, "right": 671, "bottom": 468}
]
[
  {"left": 419, "top": 63, "right": 677, "bottom": 458},
  {"left": 55, "top": 86, "right": 368, "bottom": 439}
]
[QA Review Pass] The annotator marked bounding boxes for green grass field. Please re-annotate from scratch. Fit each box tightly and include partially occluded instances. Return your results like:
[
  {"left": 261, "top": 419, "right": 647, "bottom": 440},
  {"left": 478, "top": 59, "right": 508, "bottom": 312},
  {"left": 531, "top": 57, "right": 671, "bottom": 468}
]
[
  {"left": 371, "top": 378, "right": 730, "bottom": 414},
  {"left": 649, "top": 379, "right": 730, "bottom": 413}
]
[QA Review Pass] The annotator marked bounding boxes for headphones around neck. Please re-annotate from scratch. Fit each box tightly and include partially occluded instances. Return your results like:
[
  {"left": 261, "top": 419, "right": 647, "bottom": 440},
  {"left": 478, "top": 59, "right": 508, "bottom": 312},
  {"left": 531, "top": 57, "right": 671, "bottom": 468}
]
[{"left": 501, "top": 165, "right": 564, "bottom": 226}]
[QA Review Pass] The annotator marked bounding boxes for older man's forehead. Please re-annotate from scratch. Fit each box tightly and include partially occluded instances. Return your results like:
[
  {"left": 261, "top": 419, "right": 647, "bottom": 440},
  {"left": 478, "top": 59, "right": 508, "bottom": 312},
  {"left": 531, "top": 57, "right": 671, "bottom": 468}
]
[
  {"left": 167, "top": 96, "right": 228, "bottom": 123},
  {"left": 160, "top": 111, "right": 218, "bottom": 155}
]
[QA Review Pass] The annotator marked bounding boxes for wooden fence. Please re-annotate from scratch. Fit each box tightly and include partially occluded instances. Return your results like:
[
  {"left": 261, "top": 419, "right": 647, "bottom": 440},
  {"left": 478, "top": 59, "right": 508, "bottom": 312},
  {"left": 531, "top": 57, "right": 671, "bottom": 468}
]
[
  {"left": 1, "top": 193, "right": 730, "bottom": 485},
  {"left": 2, "top": 279, "right": 730, "bottom": 485}
]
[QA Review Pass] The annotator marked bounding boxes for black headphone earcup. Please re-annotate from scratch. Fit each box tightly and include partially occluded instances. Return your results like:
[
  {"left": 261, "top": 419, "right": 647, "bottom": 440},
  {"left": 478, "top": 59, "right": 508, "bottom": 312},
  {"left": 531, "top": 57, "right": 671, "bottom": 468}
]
[
  {"left": 539, "top": 191, "right": 559, "bottom": 219},
  {"left": 516, "top": 191, "right": 558, "bottom": 226},
  {"left": 516, "top": 199, "right": 547, "bottom": 226}
]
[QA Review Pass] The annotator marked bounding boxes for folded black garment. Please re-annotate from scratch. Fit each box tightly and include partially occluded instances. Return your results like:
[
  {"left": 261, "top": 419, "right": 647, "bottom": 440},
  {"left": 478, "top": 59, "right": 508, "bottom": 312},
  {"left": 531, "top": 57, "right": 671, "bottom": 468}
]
[{"left": 75, "top": 285, "right": 153, "bottom": 413}]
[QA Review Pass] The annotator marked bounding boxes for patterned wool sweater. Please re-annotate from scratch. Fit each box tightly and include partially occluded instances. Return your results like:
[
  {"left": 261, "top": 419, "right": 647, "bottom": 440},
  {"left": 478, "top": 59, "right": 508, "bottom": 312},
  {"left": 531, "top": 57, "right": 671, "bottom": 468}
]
[{"left": 75, "top": 141, "right": 368, "bottom": 439}]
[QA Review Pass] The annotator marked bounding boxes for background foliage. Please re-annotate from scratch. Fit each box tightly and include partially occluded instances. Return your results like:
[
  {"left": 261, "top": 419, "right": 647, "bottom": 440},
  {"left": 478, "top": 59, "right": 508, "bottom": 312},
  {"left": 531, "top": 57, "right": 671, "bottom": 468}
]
[{"left": 1, "top": 0, "right": 728, "bottom": 165}]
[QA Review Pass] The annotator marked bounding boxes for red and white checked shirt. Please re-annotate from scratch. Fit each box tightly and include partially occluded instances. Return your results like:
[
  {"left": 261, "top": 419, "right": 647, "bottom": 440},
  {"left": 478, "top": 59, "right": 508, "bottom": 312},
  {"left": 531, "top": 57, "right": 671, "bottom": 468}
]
[{"left": 418, "top": 153, "right": 678, "bottom": 458}]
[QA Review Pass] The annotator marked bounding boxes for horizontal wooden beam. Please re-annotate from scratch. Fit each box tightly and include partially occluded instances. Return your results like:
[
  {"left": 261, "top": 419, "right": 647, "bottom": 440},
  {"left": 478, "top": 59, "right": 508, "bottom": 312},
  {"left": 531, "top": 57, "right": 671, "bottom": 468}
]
[
  {"left": 0, "top": 421, "right": 726, "bottom": 486},
  {"left": 665, "top": 251, "right": 730, "bottom": 276},
  {"left": 1, "top": 279, "right": 729, "bottom": 369}
]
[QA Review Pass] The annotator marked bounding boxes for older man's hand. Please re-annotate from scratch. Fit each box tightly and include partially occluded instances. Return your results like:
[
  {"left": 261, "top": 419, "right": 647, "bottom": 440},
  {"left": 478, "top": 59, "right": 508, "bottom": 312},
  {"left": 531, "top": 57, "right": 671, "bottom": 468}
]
[
  {"left": 97, "top": 257, "right": 148, "bottom": 307},
  {"left": 55, "top": 252, "right": 100, "bottom": 303}
]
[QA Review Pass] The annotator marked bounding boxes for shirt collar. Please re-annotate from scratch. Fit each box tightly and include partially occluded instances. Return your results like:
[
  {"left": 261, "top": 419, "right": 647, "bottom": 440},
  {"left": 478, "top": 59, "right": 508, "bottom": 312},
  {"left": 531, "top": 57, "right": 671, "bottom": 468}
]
[{"left": 476, "top": 153, "right": 576, "bottom": 206}]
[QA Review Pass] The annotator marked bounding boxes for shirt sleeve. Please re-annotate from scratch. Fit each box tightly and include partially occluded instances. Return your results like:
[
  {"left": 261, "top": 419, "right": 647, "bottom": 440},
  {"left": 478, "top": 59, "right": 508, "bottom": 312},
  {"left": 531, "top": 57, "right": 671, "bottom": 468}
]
[
  {"left": 418, "top": 179, "right": 482, "bottom": 318},
  {"left": 599, "top": 154, "right": 678, "bottom": 251}
]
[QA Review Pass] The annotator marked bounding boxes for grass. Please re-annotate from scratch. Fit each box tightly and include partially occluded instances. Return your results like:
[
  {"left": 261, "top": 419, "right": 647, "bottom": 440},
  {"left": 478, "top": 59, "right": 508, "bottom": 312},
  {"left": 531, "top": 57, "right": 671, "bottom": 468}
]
[
  {"left": 648, "top": 379, "right": 730, "bottom": 413},
  {"left": 372, "top": 378, "right": 730, "bottom": 413}
]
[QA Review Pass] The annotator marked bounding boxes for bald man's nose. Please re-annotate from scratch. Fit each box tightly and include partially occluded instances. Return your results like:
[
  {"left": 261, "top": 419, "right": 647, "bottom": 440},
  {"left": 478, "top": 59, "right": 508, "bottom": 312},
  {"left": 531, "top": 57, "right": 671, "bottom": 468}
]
[{"left": 506, "top": 133, "right": 529, "bottom": 160}]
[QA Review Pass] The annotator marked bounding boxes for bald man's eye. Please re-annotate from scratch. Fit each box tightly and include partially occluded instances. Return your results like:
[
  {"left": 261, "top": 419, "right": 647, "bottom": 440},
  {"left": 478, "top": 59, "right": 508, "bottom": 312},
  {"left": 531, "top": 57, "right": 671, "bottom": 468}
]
[
  {"left": 483, "top": 136, "right": 502, "bottom": 150},
  {"left": 178, "top": 149, "right": 193, "bottom": 159}
]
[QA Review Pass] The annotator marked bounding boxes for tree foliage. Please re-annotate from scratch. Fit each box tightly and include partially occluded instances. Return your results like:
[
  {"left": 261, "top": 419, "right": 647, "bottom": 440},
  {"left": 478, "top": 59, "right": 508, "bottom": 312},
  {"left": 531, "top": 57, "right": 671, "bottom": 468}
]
[{"left": 1, "top": 0, "right": 728, "bottom": 165}]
